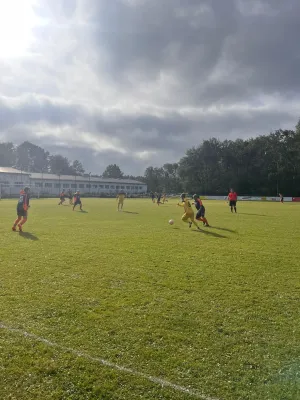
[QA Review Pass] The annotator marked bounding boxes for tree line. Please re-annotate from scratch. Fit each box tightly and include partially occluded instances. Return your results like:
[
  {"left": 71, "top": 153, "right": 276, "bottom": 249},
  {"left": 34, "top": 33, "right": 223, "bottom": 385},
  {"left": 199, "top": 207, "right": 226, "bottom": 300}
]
[
  {"left": 0, "top": 141, "right": 85, "bottom": 176},
  {"left": 1, "top": 120, "right": 300, "bottom": 195}
]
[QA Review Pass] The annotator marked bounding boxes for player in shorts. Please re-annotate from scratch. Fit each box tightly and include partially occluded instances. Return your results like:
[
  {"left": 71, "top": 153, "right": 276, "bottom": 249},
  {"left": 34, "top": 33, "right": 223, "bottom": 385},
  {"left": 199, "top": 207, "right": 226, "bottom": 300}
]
[
  {"left": 73, "top": 191, "right": 83, "bottom": 211},
  {"left": 228, "top": 189, "right": 237, "bottom": 213},
  {"left": 279, "top": 193, "right": 284, "bottom": 203},
  {"left": 117, "top": 191, "right": 126, "bottom": 211},
  {"left": 68, "top": 189, "right": 73, "bottom": 205},
  {"left": 157, "top": 193, "right": 162, "bottom": 206},
  {"left": 193, "top": 194, "right": 209, "bottom": 226},
  {"left": 177, "top": 193, "right": 200, "bottom": 230},
  {"left": 12, "top": 187, "right": 30, "bottom": 232},
  {"left": 150, "top": 192, "right": 156, "bottom": 203},
  {"left": 58, "top": 190, "right": 65, "bottom": 205}
]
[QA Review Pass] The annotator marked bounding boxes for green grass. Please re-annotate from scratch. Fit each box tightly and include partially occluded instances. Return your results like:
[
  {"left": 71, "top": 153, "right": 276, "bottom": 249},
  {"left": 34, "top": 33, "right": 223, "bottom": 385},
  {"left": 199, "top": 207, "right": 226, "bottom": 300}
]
[{"left": 0, "top": 198, "right": 300, "bottom": 400}]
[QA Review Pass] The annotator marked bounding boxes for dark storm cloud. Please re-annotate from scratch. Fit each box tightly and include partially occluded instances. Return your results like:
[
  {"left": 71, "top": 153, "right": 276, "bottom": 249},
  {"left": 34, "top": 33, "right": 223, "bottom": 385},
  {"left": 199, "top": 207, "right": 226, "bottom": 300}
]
[
  {"left": 84, "top": 0, "right": 300, "bottom": 105},
  {"left": 0, "top": 0, "right": 299, "bottom": 174}
]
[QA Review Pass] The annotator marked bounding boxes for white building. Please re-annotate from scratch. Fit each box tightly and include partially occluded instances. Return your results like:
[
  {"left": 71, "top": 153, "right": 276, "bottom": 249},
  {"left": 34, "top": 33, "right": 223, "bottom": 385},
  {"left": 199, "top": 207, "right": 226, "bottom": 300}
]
[{"left": 0, "top": 167, "right": 147, "bottom": 197}]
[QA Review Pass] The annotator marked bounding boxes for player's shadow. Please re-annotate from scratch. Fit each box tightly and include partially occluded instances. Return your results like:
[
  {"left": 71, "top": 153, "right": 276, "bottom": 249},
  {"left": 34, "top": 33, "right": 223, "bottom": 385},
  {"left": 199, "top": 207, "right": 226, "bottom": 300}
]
[
  {"left": 238, "top": 212, "right": 267, "bottom": 217},
  {"left": 195, "top": 230, "right": 227, "bottom": 239},
  {"left": 19, "top": 232, "right": 39, "bottom": 241},
  {"left": 123, "top": 211, "right": 139, "bottom": 214},
  {"left": 210, "top": 226, "right": 237, "bottom": 233},
  {"left": 79, "top": 210, "right": 88, "bottom": 213}
]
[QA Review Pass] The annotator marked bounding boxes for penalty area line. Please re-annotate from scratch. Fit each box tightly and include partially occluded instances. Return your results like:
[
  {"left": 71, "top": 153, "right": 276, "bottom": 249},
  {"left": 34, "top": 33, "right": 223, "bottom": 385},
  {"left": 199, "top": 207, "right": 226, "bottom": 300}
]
[{"left": 0, "top": 322, "right": 220, "bottom": 400}]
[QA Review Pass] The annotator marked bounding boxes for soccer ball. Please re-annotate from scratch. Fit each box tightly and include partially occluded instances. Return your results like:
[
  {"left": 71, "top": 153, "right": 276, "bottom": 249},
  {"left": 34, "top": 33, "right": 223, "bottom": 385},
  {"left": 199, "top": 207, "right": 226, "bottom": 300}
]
[{"left": 169, "top": 219, "right": 174, "bottom": 225}]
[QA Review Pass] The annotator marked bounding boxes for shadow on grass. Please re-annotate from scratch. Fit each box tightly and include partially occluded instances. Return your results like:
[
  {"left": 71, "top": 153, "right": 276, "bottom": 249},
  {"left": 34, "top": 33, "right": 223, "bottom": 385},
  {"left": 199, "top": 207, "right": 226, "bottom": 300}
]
[
  {"left": 194, "top": 230, "right": 227, "bottom": 239},
  {"left": 210, "top": 226, "right": 237, "bottom": 233},
  {"left": 238, "top": 212, "right": 267, "bottom": 217},
  {"left": 79, "top": 210, "right": 88, "bottom": 213},
  {"left": 19, "top": 232, "right": 39, "bottom": 241},
  {"left": 123, "top": 211, "right": 139, "bottom": 214}
]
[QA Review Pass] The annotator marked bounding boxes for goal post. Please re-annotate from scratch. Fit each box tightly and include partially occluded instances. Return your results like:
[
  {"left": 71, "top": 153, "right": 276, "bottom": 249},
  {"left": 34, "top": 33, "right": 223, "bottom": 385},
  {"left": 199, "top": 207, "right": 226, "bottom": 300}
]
[{"left": 0, "top": 184, "right": 40, "bottom": 200}]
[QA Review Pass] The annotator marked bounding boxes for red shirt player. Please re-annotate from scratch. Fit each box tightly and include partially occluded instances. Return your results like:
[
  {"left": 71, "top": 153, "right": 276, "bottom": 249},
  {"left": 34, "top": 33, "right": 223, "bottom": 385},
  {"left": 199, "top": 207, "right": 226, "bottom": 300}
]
[{"left": 228, "top": 189, "right": 237, "bottom": 213}]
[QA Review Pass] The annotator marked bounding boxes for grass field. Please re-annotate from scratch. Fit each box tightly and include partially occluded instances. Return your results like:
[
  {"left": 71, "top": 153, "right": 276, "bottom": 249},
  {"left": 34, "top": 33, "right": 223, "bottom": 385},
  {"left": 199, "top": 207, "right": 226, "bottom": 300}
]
[{"left": 1, "top": 198, "right": 300, "bottom": 400}]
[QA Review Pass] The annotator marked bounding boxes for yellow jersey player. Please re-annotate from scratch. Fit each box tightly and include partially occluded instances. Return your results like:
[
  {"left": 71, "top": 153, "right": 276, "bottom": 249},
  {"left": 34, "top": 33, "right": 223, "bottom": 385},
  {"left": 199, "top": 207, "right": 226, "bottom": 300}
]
[
  {"left": 117, "top": 191, "right": 126, "bottom": 211},
  {"left": 177, "top": 193, "right": 201, "bottom": 230}
]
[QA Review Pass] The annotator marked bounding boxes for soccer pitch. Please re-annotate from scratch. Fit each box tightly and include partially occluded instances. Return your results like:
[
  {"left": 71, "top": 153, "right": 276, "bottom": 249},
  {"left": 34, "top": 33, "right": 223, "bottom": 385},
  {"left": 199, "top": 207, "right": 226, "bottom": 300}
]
[{"left": 1, "top": 198, "right": 299, "bottom": 400}]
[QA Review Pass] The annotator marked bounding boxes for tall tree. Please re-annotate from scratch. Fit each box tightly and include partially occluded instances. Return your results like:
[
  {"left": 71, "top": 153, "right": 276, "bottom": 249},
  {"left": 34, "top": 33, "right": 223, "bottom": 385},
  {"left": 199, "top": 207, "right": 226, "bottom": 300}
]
[
  {"left": 144, "top": 166, "right": 164, "bottom": 192},
  {"left": 49, "top": 155, "right": 74, "bottom": 175},
  {"left": 15, "top": 141, "right": 49, "bottom": 172},
  {"left": 0, "top": 142, "right": 16, "bottom": 167},
  {"left": 102, "top": 164, "right": 124, "bottom": 179},
  {"left": 72, "top": 160, "right": 85, "bottom": 175}
]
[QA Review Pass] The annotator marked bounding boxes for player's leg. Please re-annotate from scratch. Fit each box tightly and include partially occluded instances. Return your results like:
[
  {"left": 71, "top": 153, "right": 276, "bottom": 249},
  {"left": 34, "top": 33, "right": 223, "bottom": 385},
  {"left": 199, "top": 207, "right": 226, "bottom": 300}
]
[
  {"left": 12, "top": 215, "right": 22, "bottom": 231},
  {"left": 234, "top": 201, "right": 237, "bottom": 213},
  {"left": 80, "top": 202, "right": 82, "bottom": 211},
  {"left": 181, "top": 213, "right": 189, "bottom": 224},
  {"left": 201, "top": 207, "right": 209, "bottom": 226},
  {"left": 190, "top": 213, "right": 200, "bottom": 229},
  {"left": 18, "top": 217, "right": 27, "bottom": 231}
]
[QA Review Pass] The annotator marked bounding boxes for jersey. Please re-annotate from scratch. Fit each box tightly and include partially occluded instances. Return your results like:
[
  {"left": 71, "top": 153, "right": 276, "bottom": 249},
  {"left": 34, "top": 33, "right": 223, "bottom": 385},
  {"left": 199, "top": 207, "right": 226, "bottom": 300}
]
[
  {"left": 117, "top": 193, "right": 125, "bottom": 202},
  {"left": 74, "top": 194, "right": 81, "bottom": 203},
  {"left": 228, "top": 192, "right": 237, "bottom": 201},
  {"left": 17, "top": 191, "right": 30, "bottom": 211},
  {"left": 194, "top": 198, "right": 203, "bottom": 210},
  {"left": 179, "top": 198, "right": 193, "bottom": 214}
]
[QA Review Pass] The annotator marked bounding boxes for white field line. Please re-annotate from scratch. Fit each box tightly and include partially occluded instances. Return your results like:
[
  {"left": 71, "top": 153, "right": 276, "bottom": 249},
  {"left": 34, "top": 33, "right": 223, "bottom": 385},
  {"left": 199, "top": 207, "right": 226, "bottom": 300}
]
[{"left": 0, "top": 322, "right": 220, "bottom": 400}]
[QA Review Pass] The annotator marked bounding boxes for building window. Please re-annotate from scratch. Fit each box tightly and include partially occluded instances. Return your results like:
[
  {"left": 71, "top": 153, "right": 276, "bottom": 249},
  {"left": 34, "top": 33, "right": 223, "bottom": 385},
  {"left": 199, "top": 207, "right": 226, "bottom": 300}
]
[
  {"left": 35, "top": 182, "right": 42, "bottom": 187},
  {"left": 110, "top": 185, "right": 115, "bottom": 189},
  {"left": 79, "top": 184, "right": 84, "bottom": 188},
  {"left": 121, "top": 186, "right": 124, "bottom": 189},
  {"left": 135, "top": 186, "right": 138, "bottom": 190},
  {"left": 105, "top": 185, "right": 109, "bottom": 189},
  {"left": 93, "top": 185, "right": 97, "bottom": 188},
  {"left": 45, "top": 183, "right": 52, "bottom": 188},
  {"left": 63, "top": 184, "right": 70, "bottom": 188},
  {"left": 116, "top": 185, "right": 120, "bottom": 189},
  {"left": 71, "top": 184, "right": 77, "bottom": 188},
  {"left": 131, "top": 186, "right": 134, "bottom": 190},
  {"left": 139, "top": 186, "right": 142, "bottom": 189},
  {"left": 99, "top": 185, "right": 104, "bottom": 189},
  {"left": 126, "top": 186, "right": 130, "bottom": 189},
  {"left": 55, "top": 183, "right": 60, "bottom": 188},
  {"left": 86, "top": 184, "right": 91, "bottom": 188}
]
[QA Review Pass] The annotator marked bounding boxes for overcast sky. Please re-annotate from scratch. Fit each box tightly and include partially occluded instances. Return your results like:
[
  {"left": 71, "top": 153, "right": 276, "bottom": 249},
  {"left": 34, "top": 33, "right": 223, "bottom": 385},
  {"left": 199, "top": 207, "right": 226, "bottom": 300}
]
[{"left": 0, "top": 0, "right": 299, "bottom": 175}]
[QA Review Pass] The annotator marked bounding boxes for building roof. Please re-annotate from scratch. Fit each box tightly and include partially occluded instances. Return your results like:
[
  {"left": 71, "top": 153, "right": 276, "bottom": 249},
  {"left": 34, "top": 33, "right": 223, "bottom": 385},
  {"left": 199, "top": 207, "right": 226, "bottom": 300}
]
[
  {"left": 29, "top": 173, "right": 145, "bottom": 185},
  {"left": 0, "top": 167, "right": 30, "bottom": 175}
]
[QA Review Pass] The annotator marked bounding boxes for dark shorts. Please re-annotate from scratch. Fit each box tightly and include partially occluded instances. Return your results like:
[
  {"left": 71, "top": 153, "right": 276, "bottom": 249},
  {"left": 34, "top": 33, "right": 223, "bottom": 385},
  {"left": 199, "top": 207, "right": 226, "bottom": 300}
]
[
  {"left": 229, "top": 200, "right": 237, "bottom": 207},
  {"left": 74, "top": 201, "right": 81, "bottom": 206},
  {"left": 196, "top": 206, "right": 205, "bottom": 219},
  {"left": 17, "top": 208, "right": 27, "bottom": 217},
  {"left": 60, "top": 197, "right": 65, "bottom": 201}
]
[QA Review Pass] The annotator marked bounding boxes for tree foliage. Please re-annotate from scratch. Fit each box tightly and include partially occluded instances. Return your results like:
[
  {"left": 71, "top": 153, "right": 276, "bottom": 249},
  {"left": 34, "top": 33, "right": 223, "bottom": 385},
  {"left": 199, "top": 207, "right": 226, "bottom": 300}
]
[
  {"left": 1, "top": 119, "right": 300, "bottom": 196},
  {"left": 102, "top": 164, "right": 124, "bottom": 179}
]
